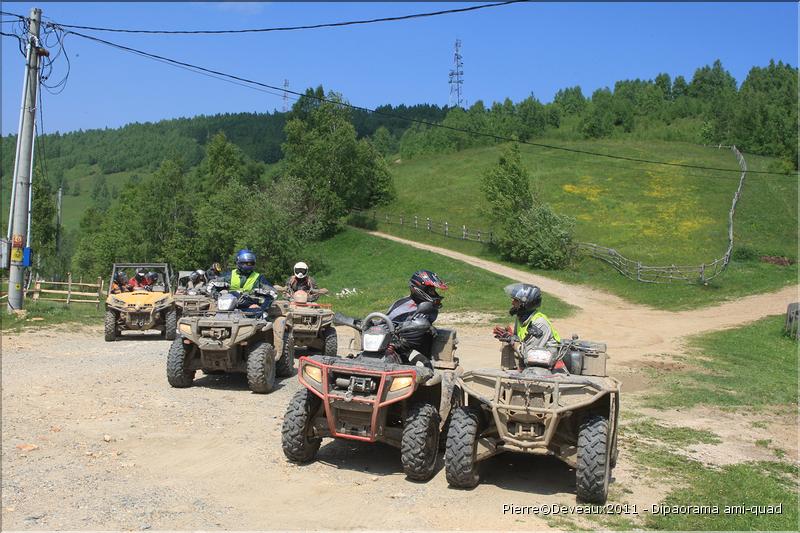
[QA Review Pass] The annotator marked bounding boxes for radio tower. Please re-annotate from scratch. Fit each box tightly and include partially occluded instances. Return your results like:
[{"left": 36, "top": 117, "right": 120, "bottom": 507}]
[
  {"left": 448, "top": 39, "right": 464, "bottom": 108},
  {"left": 282, "top": 79, "right": 289, "bottom": 112}
]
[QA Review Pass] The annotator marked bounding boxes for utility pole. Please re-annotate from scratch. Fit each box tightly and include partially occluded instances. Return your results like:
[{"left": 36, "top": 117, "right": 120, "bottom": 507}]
[
  {"left": 282, "top": 79, "right": 289, "bottom": 113},
  {"left": 448, "top": 38, "right": 464, "bottom": 108},
  {"left": 7, "top": 7, "right": 46, "bottom": 313}
]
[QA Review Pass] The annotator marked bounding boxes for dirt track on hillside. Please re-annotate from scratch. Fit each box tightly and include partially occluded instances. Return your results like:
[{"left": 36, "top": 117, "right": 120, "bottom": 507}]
[{"left": 369, "top": 231, "right": 799, "bottom": 367}]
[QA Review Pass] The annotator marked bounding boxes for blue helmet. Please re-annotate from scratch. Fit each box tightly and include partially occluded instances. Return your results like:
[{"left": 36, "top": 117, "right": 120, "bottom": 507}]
[{"left": 236, "top": 249, "right": 256, "bottom": 274}]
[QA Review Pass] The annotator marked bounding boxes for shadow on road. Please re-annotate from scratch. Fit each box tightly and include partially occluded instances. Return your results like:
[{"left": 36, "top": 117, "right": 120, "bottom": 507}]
[
  {"left": 192, "top": 372, "right": 290, "bottom": 393},
  {"left": 472, "top": 453, "right": 577, "bottom": 496}
]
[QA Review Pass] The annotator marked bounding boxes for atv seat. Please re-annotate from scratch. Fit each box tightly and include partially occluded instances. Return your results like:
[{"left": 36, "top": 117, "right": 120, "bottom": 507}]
[{"left": 430, "top": 328, "right": 458, "bottom": 369}]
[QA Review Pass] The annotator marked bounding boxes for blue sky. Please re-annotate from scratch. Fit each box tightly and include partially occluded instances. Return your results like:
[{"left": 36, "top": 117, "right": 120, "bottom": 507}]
[{"left": 1, "top": 1, "right": 797, "bottom": 135}]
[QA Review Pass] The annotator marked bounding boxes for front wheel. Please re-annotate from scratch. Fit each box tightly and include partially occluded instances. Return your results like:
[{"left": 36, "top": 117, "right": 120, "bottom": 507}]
[
  {"left": 445, "top": 407, "right": 481, "bottom": 488},
  {"left": 322, "top": 326, "right": 337, "bottom": 357},
  {"left": 401, "top": 402, "right": 440, "bottom": 481},
  {"left": 282, "top": 388, "right": 322, "bottom": 463},
  {"left": 276, "top": 326, "right": 295, "bottom": 377},
  {"left": 166, "top": 338, "right": 195, "bottom": 388},
  {"left": 246, "top": 340, "right": 276, "bottom": 394},
  {"left": 104, "top": 310, "right": 118, "bottom": 342},
  {"left": 576, "top": 415, "right": 611, "bottom": 504},
  {"left": 163, "top": 308, "right": 177, "bottom": 341}
]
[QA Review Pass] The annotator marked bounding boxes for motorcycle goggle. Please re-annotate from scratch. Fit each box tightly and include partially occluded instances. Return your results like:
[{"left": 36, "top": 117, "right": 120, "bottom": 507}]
[
  {"left": 239, "top": 261, "right": 255, "bottom": 267},
  {"left": 294, "top": 268, "right": 308, "bottom": 276}
]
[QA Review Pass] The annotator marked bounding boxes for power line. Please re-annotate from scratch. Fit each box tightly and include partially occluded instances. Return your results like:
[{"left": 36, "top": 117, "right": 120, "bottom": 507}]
[
  {"left": 11, "top": 2, "right": 526, "bottom": 35},
  {"left": 62, "top": 29, "right": 795, "bottom": 178}
]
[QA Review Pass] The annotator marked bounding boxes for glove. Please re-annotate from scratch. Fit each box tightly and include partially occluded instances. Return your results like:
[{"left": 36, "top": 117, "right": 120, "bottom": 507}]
[{"left": 492, "top": 325, "right": 513, "bottom": 340}]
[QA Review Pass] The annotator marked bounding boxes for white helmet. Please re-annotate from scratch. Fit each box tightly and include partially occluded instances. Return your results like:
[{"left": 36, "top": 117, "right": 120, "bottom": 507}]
[{"left": 294, "top": 261, "right": 309, "bottom": 279}]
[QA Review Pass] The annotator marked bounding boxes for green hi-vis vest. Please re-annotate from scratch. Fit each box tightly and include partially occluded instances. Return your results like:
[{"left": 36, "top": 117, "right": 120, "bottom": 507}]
[
  {"left": 230, "top": 270, "right": 260, "bottom": 292},
  {"left": 515, "top": 311, "right": 561, "bottom": 343}
]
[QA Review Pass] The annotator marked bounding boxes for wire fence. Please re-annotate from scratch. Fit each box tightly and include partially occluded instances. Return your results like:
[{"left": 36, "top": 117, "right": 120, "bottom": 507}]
[{"left": 368, "top": 145, "right": 748, "bottom": 284}]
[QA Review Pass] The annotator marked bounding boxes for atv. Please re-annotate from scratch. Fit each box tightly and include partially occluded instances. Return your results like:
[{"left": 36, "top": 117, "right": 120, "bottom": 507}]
[
  {"left": 272, "top": 285, "right": 337, "bottom": 362},
  {"left": 445, "top": 335, "right": 620, "bottom": 504},
  {"left": 104, "top": 263, "right": 176, "bottom": 342},
  {"left": 166, "top": 282, "right": 289, "bottom": 393},
  {"left": 281, "top": 303, "right": 461, "bottom": 480},
  {"left": 174, "top": 270, "right": 215, "bottom": 318}
]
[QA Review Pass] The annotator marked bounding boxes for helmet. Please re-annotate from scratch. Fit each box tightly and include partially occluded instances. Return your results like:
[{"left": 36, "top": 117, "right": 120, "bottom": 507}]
[
  {"left": 115, "top": 271, "right": 127, "bottom": 285},
  {"left": 135, "top": 269, "right": 146, "bottom": 283},
  {"left": 504, "top": 283, "right": 542, "bottom": 316},
  {"left": 409, "top": 270, "right": 448, "bottom": 308},
  {"left": 146, "top": 271, "right": 158, "bottom": 284},
  {"left": 189, "top": 269, "right": 205, "bottom": 285},
  {"left": 209, "top": 262, "right": 222, "bottom": 275},
  {"left": 236, "top": 249, "right": 256, "bottom": 274},
  {"left": 294, "top": 261, "right": 309, "bottom": 279}
]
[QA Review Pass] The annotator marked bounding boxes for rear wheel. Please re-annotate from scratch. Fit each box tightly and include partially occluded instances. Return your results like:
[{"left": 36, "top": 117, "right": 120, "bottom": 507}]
[
  {"left": 576, "top": 415, "right": 611, "bottom": 504},
  {"left": 246, "top": 340, "right": 276, "bottom": 394},
  {"left": 323, "top": 326, "right": 337, "bottom": 357},
  {"left": 166, "top": 338, "right": 195, "bottom": 388},
  {"left": 401, "top": 402, "right": 440, "bottom": 481},
  {"left": 281, "top": 388, "right": 322, "bottom": 463},
  {"left": 445, "top": 407, "right": 481, "bottom": 488},
  {"left": 104, "top": 310, "right": 118, "bottom": 342},
  {"left": 163, "top": 308, "right": 177, "bottom": 341}
]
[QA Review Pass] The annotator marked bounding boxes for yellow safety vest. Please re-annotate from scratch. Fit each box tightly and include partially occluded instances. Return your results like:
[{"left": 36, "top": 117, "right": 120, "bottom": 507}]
[
  {"left": 515, "top": 311, "right": 561, "bottom": 343},
  {"left": 230, "top": 270, "right": 259, "bottom": 292}
]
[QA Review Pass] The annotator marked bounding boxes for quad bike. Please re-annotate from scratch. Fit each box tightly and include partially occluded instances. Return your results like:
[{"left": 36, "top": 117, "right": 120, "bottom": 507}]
[
  {"left": 281, "top": 303, "right": 461, "bottom": 480},
  {"left": 174, "top": 270, "right": 215, "bottom": 318},
  {"left": 104, "top": 262, "right": 176, "bottom": 342},
  {"left": 272, "top": 285, "right": 337, "bottom": 360},
  {"left": 445, "top": 334, "right": 620, "bottom": 504},
  {"left": 166, "top": 282, "right": 289, "bottom": 393}
]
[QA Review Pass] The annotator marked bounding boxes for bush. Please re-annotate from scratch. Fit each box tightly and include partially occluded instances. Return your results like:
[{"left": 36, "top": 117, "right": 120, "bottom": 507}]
[
  {"left": 732, "top": 245, "right": 759, "bottom": 262},
  {"left": 346, "top": 211, "right": 377, "bottom": 230}
]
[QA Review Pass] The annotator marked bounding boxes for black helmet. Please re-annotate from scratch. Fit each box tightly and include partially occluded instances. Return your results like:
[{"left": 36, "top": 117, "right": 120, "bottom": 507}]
[
  {"left": 504, "top": 283, "right": 542, "bottom": 316},
  {"left": 409, "top": 270, "right": 448, "bottom": 308},
  {"left": 115, "top": 271, "right": 127, "bottom": 285},
  {"left": 236, "top": 249, "right": 256, "bottom": 275},
  {"left": 135, "top": 269, "right": 146, "bottom": 283},
  {"left": 209, "top": 262, "right": 222, "bottom": 276},
  {"left": 146, "top": 271, "right": 158, "bottom": 284}
]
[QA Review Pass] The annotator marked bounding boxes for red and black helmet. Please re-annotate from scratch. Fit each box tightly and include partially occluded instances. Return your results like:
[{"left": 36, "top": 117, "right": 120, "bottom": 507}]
[{"left": 409, "top": 270, "right": 448, "bottom": 307}]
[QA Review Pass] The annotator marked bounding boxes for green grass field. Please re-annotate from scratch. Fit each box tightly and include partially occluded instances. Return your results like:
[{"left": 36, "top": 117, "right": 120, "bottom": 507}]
[
  {"left": 305, "top": 227, "right": 574, "bottom": 320},
  {"left": 375, "top": 139, "right": 797, "bottom": 309},
  {"left": 1, "top": 299, "right": 103, "bottom": 332}
]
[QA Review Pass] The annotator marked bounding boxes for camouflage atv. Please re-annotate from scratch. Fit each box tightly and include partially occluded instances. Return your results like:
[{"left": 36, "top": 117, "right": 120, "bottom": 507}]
[
  {"left": 446, "top": 335, "right": 620, "bottom": 504},
  {"left": 104, "top": 263, "right": 176, "bottom": 341},
  {"left": 174, "top": 270, "right": 215, "bottom": 318},
  {"left": 273, "top": 285, "right": 337, "bottom": 360},
  {"left": 281, "top": 304, "right": 462, "bottom": 480},
  {"left": 167, "top": 282, "right": 290, "bottom": 393}
]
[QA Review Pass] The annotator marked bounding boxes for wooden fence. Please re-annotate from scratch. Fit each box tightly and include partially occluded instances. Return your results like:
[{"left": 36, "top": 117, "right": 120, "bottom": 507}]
[
  {"left": 30, "top": 273, "right": 105, "bottom": 307},
  {"left": 374, "top": 212, "right": 494, "bottom": 244}
]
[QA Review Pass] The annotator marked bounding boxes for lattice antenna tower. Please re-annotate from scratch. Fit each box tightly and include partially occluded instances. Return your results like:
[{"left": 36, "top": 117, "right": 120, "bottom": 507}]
[
  {"left": 283, "top": 79, "right": 290, "bottom": 112},
  {"left": 448, "top": 38, "right": 464, "bottom": 108}
]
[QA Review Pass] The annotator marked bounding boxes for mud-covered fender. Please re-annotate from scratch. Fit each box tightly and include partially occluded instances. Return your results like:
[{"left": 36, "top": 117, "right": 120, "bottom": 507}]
[{"left": 437, "top": 367, "right": 464, "bottom": 431}]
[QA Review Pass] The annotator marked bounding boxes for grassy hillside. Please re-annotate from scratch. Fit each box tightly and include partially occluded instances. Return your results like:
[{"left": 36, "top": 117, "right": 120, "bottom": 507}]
[
  {"left": 375, "top": 139, "right": 797, "bottom": 309},
  {"left": 305, "top": 227, "right": 574, "bottom": 320}
]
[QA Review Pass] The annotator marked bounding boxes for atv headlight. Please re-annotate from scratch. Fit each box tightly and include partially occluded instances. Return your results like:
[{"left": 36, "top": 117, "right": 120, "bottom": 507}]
[
  {"left": 111, "top": 297, "right": 125, "bottom": 306},
  {"left": 155, "top": 297, "right": 168, "bottom": 306},
  {"left": 303, "top": 365, "right": 322, "bottom": 383},
  {"left": 179, "top": 323, "right": 192, "bottom": 335},
  {"left": 389, "top": 376, "right": 414, "bottom": 392}
]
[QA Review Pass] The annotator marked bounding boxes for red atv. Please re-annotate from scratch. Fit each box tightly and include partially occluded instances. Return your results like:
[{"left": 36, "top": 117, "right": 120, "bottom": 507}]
[{"left": 281, "top": 306, "right": 461, "bottom": 480}]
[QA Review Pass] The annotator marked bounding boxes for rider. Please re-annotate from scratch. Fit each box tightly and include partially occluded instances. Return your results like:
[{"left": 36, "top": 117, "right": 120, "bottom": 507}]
[
  {"left": 128, "top": 269, "right": 150, "bottom": 289},
  {"left": 220, "top": 249, "right": 276, "bottom": 310},
  {"left": 285, "top": 261, "right": 318, "bottom": 294},
  {"left": 110, "top": 271, "right": 130, "bottom": 294},
  {"left": 387, "top": 270, "right": 448, "bottom": 363},
  {"left": 492, "top": 283, "right": 561, "bottom": 370},
  {"left": 146, "top": 271, "right": 159, "bottom": 287},
  {"left": 206, "top": 262, "right": 222, "bottom": 281},
  {"left": 188, "top": 269, "right": 207, "bottom": 290}
]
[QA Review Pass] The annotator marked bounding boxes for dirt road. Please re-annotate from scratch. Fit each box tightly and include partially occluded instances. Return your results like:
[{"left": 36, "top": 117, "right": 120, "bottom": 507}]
[{"left": 3, "top": 326, "right": 642, "bottom": 531}]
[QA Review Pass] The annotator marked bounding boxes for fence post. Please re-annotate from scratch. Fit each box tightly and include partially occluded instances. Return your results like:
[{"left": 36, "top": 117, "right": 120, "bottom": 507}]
[
  {"left": 97, "top": 276, "right": 103, "bottom": 309},
  {"left": 32, "top": 280, "right": 41, "bottom": 301},
  {"left": 636, "top": 262, "right": 641, "bottom": 282},
  {"left": 372, "top": 210, "right": 377, "bottom": 223},
  {"left": 414, "top": 215, "right": 418, "bottom": 229},
  {"left": 400, "top": 215, "right": 404, "bottom": 226},
  {"left": 699, "top": 263, "right": 706, "bottom": 284},
  {"left": 462, "top": 225, "right": 467, "bottom": 239},
  {"left": 426, "top": 217, "right": 431, "bottom": 231},
  {"left": 477, "top": 230, "right": 482, "bottom": 242},
  {"left": 444, "top": 222, "right": 449, "bottom": 237},
  {"left": 66, "top": 272, "right": 73, "bottom": 304},
  {"left": 385, "top": 214, "right": 389, "bottom": 224},
  {"left": 489, "top": 231, "right": 493, "bottom": 244}
]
